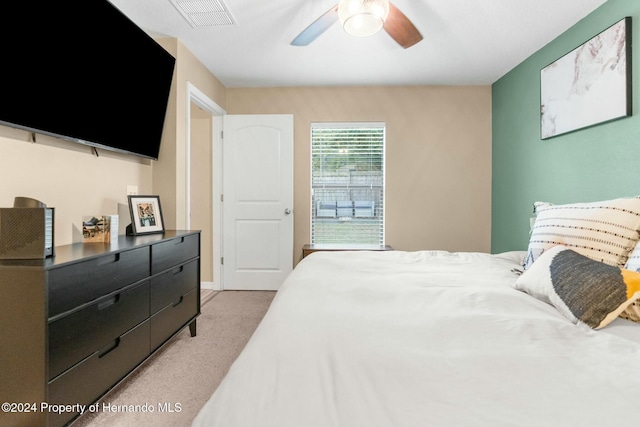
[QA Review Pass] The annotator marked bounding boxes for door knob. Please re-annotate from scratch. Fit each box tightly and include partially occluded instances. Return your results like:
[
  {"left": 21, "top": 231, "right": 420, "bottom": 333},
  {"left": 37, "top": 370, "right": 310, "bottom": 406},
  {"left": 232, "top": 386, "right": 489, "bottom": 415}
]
[{"left": 284, "top": 208, "right": 292, "bottom": 215}]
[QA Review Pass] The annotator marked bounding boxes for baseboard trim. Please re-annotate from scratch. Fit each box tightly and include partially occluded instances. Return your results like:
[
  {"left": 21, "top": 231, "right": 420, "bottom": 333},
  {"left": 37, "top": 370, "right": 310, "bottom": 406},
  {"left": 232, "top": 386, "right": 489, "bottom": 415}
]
[{"left": 201, "top": 281, "right": 220, "bottom": 290}]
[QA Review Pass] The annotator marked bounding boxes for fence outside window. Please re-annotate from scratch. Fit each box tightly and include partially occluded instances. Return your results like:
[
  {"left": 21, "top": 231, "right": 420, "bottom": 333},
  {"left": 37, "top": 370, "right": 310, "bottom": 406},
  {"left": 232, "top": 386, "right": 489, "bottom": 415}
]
[{"left": 311, "top": 123, "right": 385, "bottom": 245}]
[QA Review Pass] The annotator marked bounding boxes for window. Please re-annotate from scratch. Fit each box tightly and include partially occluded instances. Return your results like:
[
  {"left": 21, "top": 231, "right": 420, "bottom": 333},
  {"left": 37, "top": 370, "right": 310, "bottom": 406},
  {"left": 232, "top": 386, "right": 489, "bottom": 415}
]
[{"left": 311, "top": 122, "right": 385, "bottom": 245}]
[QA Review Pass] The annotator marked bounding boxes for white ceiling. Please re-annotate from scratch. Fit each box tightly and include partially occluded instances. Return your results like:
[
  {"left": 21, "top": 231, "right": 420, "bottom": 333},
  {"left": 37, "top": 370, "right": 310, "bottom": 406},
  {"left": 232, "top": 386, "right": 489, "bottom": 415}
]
[{"left": 108, "top": 0, "right": 607, "bottom": 88}]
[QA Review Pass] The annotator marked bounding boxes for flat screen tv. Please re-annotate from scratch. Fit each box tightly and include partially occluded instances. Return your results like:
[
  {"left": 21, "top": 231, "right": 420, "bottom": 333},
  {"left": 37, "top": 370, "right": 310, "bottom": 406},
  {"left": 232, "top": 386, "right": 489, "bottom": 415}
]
[{"left": 0, "top": 1, "right": 175, "bottom": 160}]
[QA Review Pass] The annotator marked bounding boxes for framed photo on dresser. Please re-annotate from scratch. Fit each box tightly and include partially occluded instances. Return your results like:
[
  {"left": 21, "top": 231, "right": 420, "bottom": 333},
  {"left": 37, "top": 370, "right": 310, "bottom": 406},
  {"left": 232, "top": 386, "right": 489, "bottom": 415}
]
[{"left": 127, "top": 195, "right": 165, "bottom": 235}]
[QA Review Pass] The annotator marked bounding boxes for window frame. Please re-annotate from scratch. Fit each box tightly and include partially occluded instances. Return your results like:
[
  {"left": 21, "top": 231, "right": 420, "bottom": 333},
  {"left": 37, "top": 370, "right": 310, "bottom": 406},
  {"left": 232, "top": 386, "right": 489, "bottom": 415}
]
[{"left": 310, "top": 122, "right": 386, "bottom": 246}]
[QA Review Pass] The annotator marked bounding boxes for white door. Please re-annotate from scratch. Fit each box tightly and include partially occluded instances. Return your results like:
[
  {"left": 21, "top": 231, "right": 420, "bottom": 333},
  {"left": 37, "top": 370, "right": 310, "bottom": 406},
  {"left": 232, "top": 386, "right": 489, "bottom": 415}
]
[{"left": 222, "top": 114, "right": 294, "bottom": 290}]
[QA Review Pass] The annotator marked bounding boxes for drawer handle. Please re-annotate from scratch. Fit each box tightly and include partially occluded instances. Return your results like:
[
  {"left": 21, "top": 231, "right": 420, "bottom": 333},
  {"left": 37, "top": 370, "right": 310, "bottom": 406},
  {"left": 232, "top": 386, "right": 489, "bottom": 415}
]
[
  {"left": 172, "top": 296, "right": 184, "bottom": 307},
  {"left": 174, "top": 237, "right": 185, "bottom": 245},
  {"left": 172, "top": 266, "right": 184, "bottom": 276},
  {"left": 98, "top": 338, "right": 121, "bottom": 358},
  {"left": 97, "top": 294, "right": 120, "bottom": 310},
  {"left": 97, "top": 253, "right": 120, "bottom": 266}
]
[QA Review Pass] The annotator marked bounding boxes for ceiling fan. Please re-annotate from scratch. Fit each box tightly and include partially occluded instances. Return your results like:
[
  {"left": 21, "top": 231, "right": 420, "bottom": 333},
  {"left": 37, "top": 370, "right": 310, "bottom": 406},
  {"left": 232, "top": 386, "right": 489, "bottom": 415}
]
[{"left": 291, "top": 0, "right": 423, "bottom": 49}]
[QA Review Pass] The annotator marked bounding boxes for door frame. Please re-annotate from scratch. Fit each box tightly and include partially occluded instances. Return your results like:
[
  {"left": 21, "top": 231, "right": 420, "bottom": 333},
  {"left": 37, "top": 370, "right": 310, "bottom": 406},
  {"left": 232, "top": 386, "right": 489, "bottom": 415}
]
[{"left": 185, "top": 82, "right": 225, "bottom": 290}]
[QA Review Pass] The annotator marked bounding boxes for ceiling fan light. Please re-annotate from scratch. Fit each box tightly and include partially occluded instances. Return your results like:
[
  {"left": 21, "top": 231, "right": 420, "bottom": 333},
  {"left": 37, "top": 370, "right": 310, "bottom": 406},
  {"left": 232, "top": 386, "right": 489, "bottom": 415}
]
[{"left": 338, "top": 0, "right": 389, "bottom": 37}]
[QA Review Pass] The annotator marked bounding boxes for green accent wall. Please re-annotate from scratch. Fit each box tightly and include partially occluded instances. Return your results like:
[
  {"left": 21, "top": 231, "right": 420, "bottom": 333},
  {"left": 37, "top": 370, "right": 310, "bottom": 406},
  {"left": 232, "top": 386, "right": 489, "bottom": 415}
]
[{"left": 492, "top": 0, "right": 640, "bottom": 253}]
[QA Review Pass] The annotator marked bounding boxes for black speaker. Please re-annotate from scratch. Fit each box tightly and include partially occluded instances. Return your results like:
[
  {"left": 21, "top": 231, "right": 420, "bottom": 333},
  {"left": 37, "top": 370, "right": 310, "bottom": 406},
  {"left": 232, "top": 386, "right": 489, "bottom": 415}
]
[{"left": 0, "top": 207, "right": 55, "bottom": 259}]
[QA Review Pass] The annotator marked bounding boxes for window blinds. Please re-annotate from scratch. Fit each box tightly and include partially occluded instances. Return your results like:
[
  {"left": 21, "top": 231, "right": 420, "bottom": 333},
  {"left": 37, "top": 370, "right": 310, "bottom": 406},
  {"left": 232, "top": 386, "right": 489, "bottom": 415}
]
[{"left": 311, "top": 123, "right": 385, "bottom": 245}]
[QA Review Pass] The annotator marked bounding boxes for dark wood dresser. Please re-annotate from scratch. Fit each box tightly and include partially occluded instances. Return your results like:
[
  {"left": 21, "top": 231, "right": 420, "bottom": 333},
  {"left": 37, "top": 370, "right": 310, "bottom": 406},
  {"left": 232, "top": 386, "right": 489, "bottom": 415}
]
[{"left": 0, "top": 230, "right": 200, "bottom": 427}]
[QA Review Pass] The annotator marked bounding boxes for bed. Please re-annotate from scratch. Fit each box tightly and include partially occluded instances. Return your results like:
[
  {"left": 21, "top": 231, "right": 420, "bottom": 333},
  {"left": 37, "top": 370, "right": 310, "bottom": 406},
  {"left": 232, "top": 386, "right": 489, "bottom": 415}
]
[{"left": 193, "top": 197, "right": 640, "bottom": 427}]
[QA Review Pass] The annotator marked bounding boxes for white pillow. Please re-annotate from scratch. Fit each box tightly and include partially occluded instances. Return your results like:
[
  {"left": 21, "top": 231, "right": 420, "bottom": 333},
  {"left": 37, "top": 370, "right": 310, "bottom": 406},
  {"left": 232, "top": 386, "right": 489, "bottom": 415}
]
[
  {"left": 624, "top": 241, "right": 640, "bottom": 272},
  {"left": 523, "top": 197, "right": 640, "bottom": 270},
  {"left": 514, "top": 245, "right": 640, "bottom": 329}
]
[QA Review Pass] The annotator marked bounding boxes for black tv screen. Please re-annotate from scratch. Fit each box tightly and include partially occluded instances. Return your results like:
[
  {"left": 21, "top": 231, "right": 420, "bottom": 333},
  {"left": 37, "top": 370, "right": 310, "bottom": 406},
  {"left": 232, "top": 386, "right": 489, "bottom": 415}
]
[{"left": 0, "top": 1, "right": 175, "bottom": 160}]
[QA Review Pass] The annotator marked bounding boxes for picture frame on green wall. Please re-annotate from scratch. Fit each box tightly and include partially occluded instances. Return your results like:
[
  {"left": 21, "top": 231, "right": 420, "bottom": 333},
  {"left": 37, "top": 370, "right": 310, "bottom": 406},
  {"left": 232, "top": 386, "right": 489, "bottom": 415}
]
[{"left": 540, "top": 17, "right": 631, "bottom": 139}]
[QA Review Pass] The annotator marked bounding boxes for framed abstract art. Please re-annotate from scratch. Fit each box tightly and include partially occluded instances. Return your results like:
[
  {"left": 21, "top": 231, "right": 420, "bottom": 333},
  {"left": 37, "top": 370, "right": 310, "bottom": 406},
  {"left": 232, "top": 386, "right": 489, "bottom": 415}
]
[{"left": 540, "top": 17, "right": 631, "bottom": 139}]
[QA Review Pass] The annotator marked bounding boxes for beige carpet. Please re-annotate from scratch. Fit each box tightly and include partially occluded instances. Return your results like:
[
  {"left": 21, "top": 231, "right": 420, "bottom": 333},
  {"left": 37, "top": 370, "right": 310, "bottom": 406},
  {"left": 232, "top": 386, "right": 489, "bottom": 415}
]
[{"left": 71, "top": 290, "right": 276, "bottom": 427}]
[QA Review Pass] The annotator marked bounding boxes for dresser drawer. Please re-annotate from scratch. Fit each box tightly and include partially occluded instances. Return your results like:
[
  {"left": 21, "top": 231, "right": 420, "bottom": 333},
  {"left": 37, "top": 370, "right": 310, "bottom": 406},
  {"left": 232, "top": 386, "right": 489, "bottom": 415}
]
[
  {"left": 48, "top": 319, "right": 150, "bottom": 427},
  {"left": 48, "top": 281, "right": 150, "bottom": 380},
  {"left": 48, "top": 246, "right": 150, "bottom": 317},
  {"left": 150, "top": 259, "right": 198, "bottom": 314},
  {"left": 150, "top": 287, "right": 198, "bottom": 351},
  {"left": 151, "top": 233, "right": 199, "bottom": 274}
]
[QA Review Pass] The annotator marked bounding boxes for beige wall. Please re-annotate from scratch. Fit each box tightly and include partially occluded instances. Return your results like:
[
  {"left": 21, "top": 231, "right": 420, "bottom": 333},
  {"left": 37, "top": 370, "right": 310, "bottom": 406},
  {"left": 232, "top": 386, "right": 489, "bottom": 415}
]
[
  {"left": 154, "top": 39, "right": 226, "bottom": 232},
  {"left": 0, "top": 38, "right": 225, "bottom": 255},
  {"left": 0, "top": 123, "right": 153, "bottom": 246},
  {"left": 0, "top": 35, "right": 491, "bottom": 276},
  {"left": 226, "top": 86, "right": 492, "bottom": 260},
  {"left": 190, "top": 106, "right": 213, "bottom": 281},
  {"left": 135, "top": 39, "right": 226, "bottom": 283}
]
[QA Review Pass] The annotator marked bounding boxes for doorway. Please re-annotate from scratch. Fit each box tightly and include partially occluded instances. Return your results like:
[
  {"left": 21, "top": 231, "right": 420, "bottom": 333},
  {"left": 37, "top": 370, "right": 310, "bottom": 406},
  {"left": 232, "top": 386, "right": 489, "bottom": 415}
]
[
  {"left": 186, "top": 82, "right": 224, "bottom": 290},
  {"left": 185, "top": 84, "right": 294, "bottom": 291}
]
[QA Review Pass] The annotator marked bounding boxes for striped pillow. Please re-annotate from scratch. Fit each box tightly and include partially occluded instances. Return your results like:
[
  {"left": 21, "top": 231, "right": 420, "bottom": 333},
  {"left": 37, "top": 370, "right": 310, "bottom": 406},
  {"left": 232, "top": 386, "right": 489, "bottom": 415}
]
[{"left": 523, "top": 197, "right": 640, "bottom": 271}]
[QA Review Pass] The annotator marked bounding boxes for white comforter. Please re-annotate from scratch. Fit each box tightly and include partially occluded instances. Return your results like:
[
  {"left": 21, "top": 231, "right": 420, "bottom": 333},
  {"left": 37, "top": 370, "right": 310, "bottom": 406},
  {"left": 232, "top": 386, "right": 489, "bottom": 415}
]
[{"left": 193, "top": 250, "right": 640, "bottom": 427}]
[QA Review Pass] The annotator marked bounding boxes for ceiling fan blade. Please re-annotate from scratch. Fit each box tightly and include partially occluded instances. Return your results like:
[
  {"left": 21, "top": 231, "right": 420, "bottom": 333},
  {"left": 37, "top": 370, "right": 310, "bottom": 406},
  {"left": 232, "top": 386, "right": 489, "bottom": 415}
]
[
  {"left": 291, "top": 5, "right": 339, "bottom": 46},
  {"left": 384, "top": 2, "right": 423, "bottom": 49}
]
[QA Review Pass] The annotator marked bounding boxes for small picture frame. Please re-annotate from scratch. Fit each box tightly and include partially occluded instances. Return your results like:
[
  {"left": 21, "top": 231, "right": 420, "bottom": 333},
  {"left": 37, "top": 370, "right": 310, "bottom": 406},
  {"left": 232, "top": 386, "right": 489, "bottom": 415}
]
[{"left": 127, "top": 195, "right": 165, "bottom": 235}]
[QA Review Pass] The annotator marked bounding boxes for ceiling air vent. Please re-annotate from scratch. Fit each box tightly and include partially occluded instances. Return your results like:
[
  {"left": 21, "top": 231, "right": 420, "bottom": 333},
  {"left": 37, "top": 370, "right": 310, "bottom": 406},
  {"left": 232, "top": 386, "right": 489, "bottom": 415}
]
[{"left": 170, "top": 0, "right": 237, "bottom": 28}]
